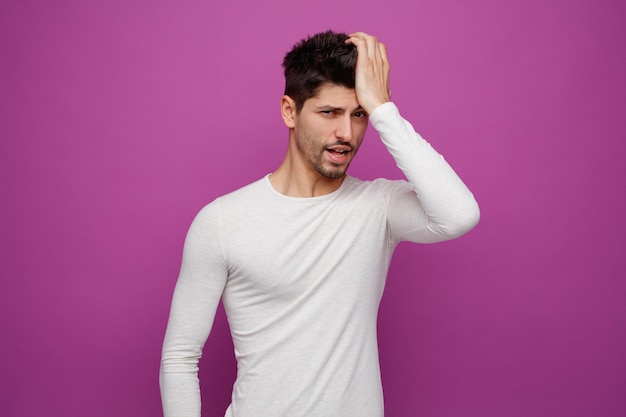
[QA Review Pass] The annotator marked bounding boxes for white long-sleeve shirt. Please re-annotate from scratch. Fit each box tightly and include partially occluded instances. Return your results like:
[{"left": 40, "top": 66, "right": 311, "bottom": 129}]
[{"left": 160, "top": 102, "right": 480, "bottom": 417}]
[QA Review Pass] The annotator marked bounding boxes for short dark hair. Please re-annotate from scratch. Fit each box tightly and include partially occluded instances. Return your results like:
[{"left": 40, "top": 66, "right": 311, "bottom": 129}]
[{"left": 282, "top": 30, "right": 357, "bottom": 112}]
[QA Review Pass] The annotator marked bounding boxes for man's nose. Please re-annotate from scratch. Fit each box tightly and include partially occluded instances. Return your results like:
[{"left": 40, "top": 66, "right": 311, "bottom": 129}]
[{"left": 336, "top": 115, "right": 353, "bottom": 142}]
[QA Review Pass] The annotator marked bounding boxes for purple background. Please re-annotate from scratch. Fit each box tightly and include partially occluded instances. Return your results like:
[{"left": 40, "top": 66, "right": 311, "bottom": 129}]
[{"left": 1, "top": 0, "right": 625, "bottom": 416}]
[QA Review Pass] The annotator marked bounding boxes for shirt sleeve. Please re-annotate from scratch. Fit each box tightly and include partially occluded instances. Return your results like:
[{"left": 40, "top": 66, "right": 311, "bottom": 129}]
[
  {"left": 369, "top": 102, "right": 480, "bottom": 244},
  {"left": 159, "top": 201, "right": 228, "bottom": 417}
]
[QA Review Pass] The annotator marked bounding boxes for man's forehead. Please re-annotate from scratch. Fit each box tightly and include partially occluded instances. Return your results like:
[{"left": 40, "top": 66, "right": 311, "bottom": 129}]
[{"left": 308, "top": 84, "right": 361, "bottom": 109}]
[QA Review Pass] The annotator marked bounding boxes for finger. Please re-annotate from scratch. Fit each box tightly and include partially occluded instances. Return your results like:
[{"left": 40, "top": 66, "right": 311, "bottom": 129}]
[
  {"left": 346, "top": 36, "right": 374, "bottom": 67},
  {"left": 347, "top": 31, "right": 373, "bottom": 41},
  {"left": 378, "top": 42, "right": 390, "bottom": 71},
  {"left": 362, "top": 35, "right": 386, "bottom": 65},
  {"left": 365, "top": 35, "right": 379, "bottom": 59},
  {"left": 346, "top": 32, "right": 377, "bottom": 51},
  {"left": 348, "top": 32, "right": 379, "bottom": 58},
  {"left": 378, "top": 41, "right": 388, "bottom": 63},
  {"left": 344, "top": 33, "right": 366, "bottom": 49}
]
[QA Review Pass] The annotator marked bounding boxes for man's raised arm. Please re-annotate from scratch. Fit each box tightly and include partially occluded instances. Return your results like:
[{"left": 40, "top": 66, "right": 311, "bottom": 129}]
[{"left": 349, "top": 32, "right": 479, "bottom": 243}]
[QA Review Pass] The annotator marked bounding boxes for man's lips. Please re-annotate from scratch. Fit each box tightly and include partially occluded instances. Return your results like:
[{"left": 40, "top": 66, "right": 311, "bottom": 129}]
[
  {"left": 325, "top": 144, "right": 352, "bottom": 154},
  {"left": 325, "top": 145, "right": 352, "bottom": 164}
]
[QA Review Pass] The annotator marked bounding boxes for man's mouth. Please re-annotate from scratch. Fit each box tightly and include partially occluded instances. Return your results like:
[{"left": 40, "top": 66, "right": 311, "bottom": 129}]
[
  {"left": 325, "top": 145, "right": 352, "bottom": 164},
  {"left": 326, "top": 144, "right": 352, "bottom": 154}
]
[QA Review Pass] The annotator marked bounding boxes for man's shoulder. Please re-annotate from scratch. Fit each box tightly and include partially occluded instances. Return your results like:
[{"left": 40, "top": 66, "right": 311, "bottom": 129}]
[
  {"left": 217, "top": 176, "right": 268, "bottom": 204},
  {"left": 193, "top": 176, "right": 268, "bottom": 218}
]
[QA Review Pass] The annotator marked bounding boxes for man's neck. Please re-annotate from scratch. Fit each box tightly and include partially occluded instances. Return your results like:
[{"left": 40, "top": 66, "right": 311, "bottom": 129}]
[{"left": 269, "top": 161, "right": 345, "bottom": 198}]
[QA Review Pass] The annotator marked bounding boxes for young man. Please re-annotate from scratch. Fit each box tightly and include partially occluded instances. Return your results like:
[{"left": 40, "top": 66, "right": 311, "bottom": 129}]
[{"left": 160, "top": 31, "right": 479, "bottom": 417}]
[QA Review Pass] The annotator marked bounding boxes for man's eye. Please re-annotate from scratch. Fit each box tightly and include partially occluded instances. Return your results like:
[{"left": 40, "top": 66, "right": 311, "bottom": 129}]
[
  {"left": 353, "top": 111, "right": 368, "bottom": 118},
  {"left": 320, "top": 110, "right": 335, "bottom": 115}
]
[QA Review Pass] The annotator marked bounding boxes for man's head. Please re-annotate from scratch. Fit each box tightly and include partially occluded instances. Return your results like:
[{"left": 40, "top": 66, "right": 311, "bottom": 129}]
[{"left": 282, "top": 30, "right": 357, "bottom": 113}]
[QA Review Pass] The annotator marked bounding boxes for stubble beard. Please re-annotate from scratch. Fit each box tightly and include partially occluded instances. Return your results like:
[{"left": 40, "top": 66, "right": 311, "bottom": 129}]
[
  {"left": 313, "top": 157, "right": 349, "bottom": 179},
  {"left": 306, "top": 138, "right": 352, "bottom": 179}
]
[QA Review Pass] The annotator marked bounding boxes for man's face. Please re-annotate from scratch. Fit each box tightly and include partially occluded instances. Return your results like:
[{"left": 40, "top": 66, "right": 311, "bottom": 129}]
[{"left": 292, "top": 83, "right": 369, "bottom": 179}]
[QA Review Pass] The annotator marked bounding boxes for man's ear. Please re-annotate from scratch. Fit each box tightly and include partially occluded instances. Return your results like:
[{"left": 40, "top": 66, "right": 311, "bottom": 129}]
[{"left": 280, "top": 95, "right": 297, "bottom": 128}]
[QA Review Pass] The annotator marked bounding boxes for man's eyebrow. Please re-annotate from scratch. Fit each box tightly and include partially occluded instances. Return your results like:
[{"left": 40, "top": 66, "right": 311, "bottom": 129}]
[
  {"left": 315, "top": 105, "right": 366, "bottom": 112},
  {"left": 315, "top": 105, "right": 343, "bottom": 111}
]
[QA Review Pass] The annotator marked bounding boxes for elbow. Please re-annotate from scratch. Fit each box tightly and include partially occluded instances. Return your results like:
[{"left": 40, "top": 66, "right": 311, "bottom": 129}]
[
  {"left": 462, "top": 201, "right": 481, "bottom": 234},
  {"left": 429, "top": 199, "right": 480, "bottom": 240},
  {"left": 450, "top": 199, "right": 480, "bottom": 238},
  {"left": 160, "top": 347, "right": 202, "bottom": 374}
]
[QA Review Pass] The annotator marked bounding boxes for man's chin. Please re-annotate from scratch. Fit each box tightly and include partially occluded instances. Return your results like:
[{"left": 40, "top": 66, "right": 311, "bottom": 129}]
[{"left": 316, "top": 164, "right": 349, "bottom": 179}]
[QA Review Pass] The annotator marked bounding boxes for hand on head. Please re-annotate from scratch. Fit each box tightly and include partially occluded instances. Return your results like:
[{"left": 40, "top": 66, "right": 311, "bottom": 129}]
[{"left": 345, "top": 32, "right": 391, "bottom": 114}]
